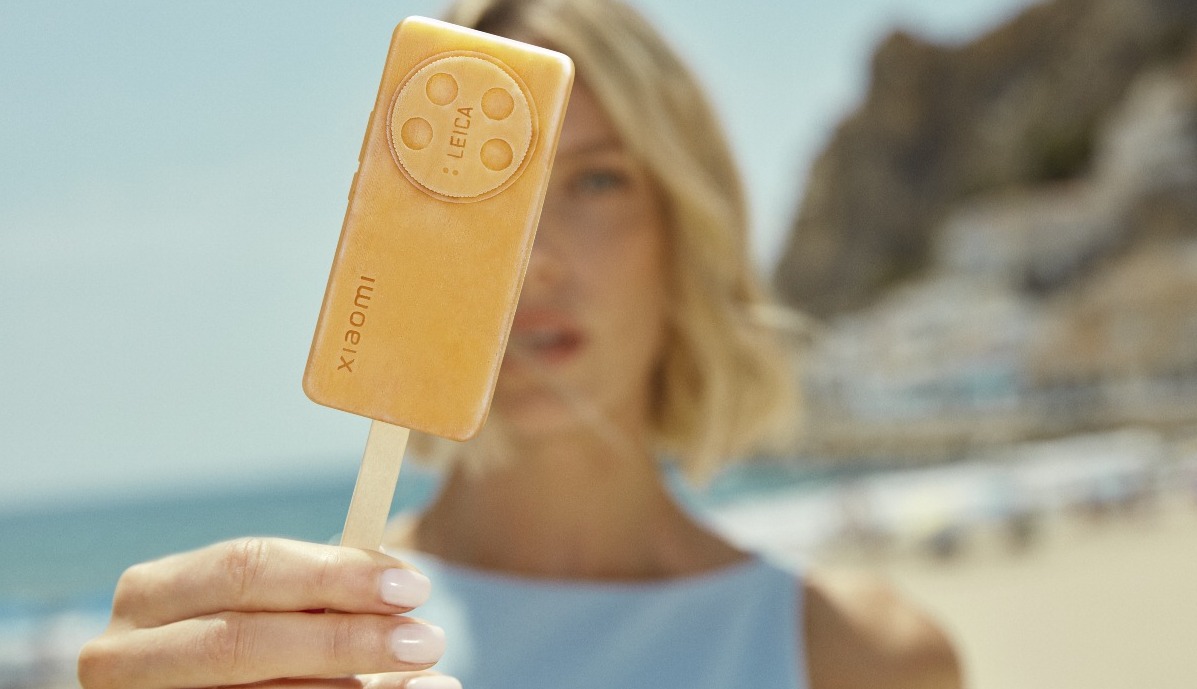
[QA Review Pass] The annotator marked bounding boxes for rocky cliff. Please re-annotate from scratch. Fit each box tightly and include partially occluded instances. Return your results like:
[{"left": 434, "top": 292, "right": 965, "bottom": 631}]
[{"left": 773, "top": 0, "right": 1197, "bottom": 317}]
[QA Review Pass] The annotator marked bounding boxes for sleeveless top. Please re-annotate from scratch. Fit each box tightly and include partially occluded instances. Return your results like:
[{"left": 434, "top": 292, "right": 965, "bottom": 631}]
[{"left": 398, "top": 551, "right": 809, "bottom": 689}]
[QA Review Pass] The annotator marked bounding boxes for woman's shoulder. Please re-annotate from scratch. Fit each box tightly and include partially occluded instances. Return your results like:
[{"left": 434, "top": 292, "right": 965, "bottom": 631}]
[
  {"left": 799, "top": 567, "right": 963, "bottom": 689},
  {"left": 382, "top": 513, "right": 420, "bottom": 552}
]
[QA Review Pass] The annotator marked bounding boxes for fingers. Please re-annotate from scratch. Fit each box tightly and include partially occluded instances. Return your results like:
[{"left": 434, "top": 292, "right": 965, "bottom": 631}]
[
  {"left": 111, "top": 538, "right": 430, "bottom": 628},
  {"left": 81, "top": 537, "right": 451, "bottom": 689},
  {"left": 78, "top": 611, "right": 446, "bottom": 689},
  {"left": 151, "top": 672, "right": 464, "bottom": 689},
  {"left": 362, "top": 672, "right": 464, "bottom": 689}
]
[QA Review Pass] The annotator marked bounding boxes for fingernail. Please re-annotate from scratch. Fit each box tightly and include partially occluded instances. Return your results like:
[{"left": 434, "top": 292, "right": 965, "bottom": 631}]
[
  {"left": 380, "top": 568, "right": 431, "bottom": 608},
  {"left": 407, "top": 676, "right": 463, "bottom": 689},
  {"left": 390, "top": 623, "right": 446, "bottom": 665}
]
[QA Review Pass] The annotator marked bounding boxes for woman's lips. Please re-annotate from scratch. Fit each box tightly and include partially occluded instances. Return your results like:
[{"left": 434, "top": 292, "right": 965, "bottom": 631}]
[{"left": 505, "top": 311, "right": 585, "bottom": 366}]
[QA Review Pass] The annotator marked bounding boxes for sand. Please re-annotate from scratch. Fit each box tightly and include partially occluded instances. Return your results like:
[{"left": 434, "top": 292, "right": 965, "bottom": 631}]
[{"left": 855, "top": 497, "right": 1197, "bottom": 689}]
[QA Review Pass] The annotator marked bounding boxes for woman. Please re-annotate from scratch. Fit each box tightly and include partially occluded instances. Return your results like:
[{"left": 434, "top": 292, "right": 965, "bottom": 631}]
[{"left": 78, "top": 0, "right": 962, "bottom": 687}]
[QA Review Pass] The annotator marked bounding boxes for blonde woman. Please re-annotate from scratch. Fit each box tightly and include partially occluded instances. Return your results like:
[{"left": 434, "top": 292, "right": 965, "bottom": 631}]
[{"left": 79, "top": 1, "right": 961, "bottom": 687}]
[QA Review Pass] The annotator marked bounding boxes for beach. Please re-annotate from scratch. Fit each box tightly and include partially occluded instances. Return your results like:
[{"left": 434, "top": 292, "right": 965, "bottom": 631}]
[{"left": 861, "top": 496, "right": 1197, "bottom": 689}]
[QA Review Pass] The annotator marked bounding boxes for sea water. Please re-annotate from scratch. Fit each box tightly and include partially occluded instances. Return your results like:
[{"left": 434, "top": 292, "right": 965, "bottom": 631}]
[{"left": 1, "top": 460, "right": 843, "bottom": 603}]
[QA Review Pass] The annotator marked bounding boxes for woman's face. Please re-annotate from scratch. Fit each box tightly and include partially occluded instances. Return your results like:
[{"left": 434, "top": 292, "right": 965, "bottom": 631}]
[{"left": 493, "top": 82, "right": 670, "bottom": 440}]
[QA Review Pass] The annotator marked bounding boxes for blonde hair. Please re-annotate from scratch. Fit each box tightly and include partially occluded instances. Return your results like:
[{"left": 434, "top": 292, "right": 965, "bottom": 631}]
[{"left": 415, "top": 0, "right": 798, "bottom": 481}]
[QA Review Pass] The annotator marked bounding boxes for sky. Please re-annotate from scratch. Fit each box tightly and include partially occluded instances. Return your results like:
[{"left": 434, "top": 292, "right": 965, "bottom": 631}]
[{"left": 0, "top": 0, "right": 1039, "bottom": 510}]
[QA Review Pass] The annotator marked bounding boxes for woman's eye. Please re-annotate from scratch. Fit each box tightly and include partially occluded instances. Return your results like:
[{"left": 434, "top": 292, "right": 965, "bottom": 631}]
[{"left": 574, "top": 169, "right": 629, "bottom": 194}]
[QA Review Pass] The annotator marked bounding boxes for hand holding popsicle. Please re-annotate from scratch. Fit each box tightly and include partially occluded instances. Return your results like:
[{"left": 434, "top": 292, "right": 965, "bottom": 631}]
[
  {"left": 77, "top": 538, "right": 455, "bottom": 688},
  {"left": 303, "top": 16, "right": 574, "bottom": 551},
  {"left": 79, "top": 18, "right": 572, "bottom": 688}
]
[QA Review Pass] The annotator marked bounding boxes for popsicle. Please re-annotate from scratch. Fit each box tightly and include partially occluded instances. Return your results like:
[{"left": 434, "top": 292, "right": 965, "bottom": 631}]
[{"left": 303, "top": 16, "right": 574, "bottom": 549}]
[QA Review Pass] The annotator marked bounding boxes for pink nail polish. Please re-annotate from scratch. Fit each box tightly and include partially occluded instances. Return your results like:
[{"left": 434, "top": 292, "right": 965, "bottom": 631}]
[
  {"left": 390, "top": 623, "right": 446, "bottom": 665},
  {"left": 407, "top": 676, "right": 464, "bottom": 689},
  {"left": 379, "top": 568, "right": 431, "bottom": 608}
]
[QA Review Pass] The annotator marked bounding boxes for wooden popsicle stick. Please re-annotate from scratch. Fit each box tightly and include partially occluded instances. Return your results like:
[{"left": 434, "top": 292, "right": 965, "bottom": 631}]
[{"left": 340, "top": 420, "right": 411, "bottom": 550}]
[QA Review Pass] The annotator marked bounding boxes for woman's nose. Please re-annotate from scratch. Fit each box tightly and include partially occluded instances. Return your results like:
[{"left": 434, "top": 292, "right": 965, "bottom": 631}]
[{"left": 524, "top": 201, "right": 569, "bottom": 291}]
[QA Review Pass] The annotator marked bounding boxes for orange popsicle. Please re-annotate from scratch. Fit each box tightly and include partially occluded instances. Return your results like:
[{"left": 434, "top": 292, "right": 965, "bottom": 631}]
[{"left": 303, "top": 17, "right": 574, "bottom": 549}]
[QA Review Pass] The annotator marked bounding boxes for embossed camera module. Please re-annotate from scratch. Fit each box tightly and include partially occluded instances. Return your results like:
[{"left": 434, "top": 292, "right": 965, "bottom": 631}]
[{"left": 388, "top": 52, "right": 538, "bottom": 202}]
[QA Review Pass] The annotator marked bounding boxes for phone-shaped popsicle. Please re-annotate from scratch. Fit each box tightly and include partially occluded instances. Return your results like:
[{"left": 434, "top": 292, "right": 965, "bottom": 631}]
[{"left": 304, "top": 16, "right": 574, "bottom": 549}]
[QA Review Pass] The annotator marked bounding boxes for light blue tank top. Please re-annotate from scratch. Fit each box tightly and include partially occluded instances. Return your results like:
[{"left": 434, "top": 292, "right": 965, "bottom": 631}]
[{"left": 399, "top": 551, "right": 808, "bottom": 689}]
